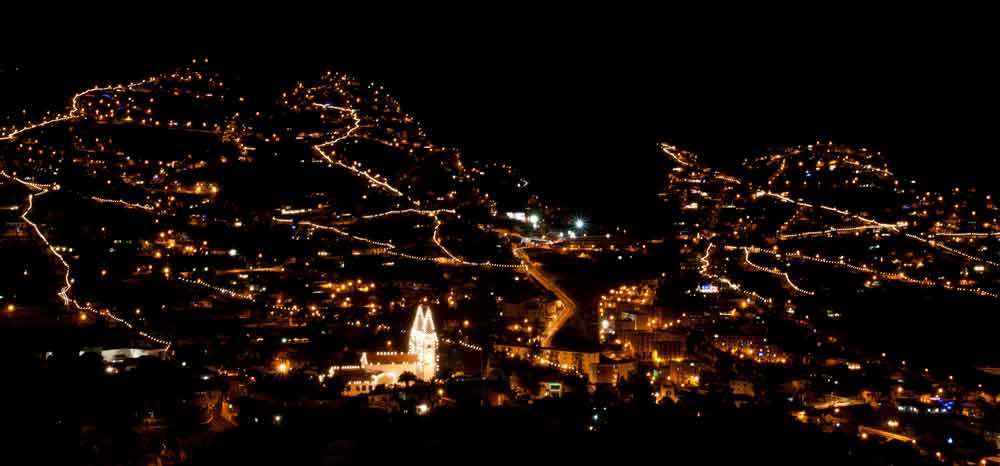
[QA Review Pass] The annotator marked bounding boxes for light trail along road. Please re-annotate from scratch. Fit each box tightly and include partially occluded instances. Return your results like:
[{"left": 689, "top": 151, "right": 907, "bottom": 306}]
[{"left": 513, "top": 246, "right": 577, "bottom": 347}]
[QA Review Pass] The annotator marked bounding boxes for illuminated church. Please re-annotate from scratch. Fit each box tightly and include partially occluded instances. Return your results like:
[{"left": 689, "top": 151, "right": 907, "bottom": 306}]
[
  {"left": 407, "top": 304, "right": 438, "bottom": 380},
  {"left": 352, "top": 305, "right": 438, "bottom": 388}
]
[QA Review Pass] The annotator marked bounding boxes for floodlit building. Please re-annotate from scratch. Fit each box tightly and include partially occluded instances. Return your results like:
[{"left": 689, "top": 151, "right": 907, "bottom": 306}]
[
  {"left": 98, "top": 347, "right": 168, "bottom": 363},
  {"left": 345, "top": 304, "right": 439, "bottom": 390},
  {"left": 408, "top": 304, "right": 438, "bottom": 381}
]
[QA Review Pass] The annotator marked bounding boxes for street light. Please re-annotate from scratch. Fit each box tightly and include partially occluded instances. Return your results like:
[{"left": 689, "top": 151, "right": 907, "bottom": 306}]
[{"left": 574, "top": 218, "right": 585, "bottom": 229}]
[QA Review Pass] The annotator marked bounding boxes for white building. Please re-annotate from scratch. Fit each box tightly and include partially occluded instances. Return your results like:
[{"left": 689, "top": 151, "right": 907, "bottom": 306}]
[
  {"left": 338, "top": 305, "right": 439, "bottom": 394},
  {"left": 407, "top": 304, "right": 438, "bottom": 381}
]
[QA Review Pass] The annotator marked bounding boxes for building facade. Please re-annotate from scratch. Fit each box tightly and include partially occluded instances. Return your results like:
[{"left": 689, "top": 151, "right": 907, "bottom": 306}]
[{"left": 408, "top": 304, "right": 438, "bottom": 381}]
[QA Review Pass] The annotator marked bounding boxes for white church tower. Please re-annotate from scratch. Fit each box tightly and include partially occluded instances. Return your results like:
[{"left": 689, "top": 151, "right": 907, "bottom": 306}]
[{"left": 408, "top": 304, "right": 438, "bottom": 381}]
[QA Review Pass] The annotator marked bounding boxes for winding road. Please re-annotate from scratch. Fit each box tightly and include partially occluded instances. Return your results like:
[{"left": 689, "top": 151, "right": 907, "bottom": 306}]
[{"left": 513, "top": 246, "right": 577, "bottom": 347}]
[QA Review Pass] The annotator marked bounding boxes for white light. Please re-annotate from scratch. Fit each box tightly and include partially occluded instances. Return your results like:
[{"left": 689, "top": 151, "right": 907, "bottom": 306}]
[
  {"left": 228, "top": 249, "right": 238, "bottom": 257},
  {"left": 574, "top": 219, "right": 585, "bottom": 229},
  {"left": 528, "top": 214, "right": 539, "bottom": 225},
  {"left": 416, "top": 403, "right": 429, "bottom": 414}
]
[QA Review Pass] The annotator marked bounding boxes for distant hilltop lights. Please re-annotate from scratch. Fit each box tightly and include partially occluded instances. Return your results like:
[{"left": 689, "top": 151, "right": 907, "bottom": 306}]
[{"left": 3, "top": 58, "right": 999, "bottom": 462}]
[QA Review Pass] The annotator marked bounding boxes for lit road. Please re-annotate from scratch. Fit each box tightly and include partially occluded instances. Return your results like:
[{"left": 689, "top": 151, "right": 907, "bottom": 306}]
[
  {"left": 513, "top": 246, "right": 577, "bottom": 347},
  {"left": 1, "top": 76, "right": 159, "bottom": 141},
  {"left": 1, "top": 171, "right": 169, "bottom": 347}
]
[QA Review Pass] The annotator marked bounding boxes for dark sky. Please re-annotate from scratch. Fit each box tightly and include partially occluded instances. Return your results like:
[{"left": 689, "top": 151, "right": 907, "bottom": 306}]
[{"left": 5, "top": 16, "right": 998, "bottom": 221}]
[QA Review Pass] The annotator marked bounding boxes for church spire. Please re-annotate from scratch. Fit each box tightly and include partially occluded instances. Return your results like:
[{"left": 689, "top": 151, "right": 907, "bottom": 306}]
[{"left": 408, "top": 304, "right": 438, "bottom": 380}]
